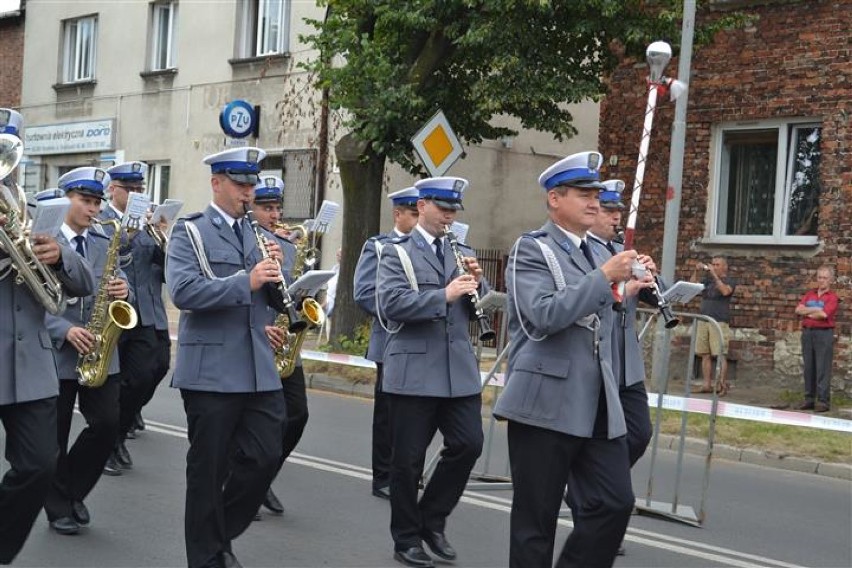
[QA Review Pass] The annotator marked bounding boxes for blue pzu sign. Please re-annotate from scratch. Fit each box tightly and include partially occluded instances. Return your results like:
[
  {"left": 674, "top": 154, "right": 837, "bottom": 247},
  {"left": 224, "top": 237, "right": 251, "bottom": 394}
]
[{"left": 219, "top": 100, "right": 256, "bottom": 139}]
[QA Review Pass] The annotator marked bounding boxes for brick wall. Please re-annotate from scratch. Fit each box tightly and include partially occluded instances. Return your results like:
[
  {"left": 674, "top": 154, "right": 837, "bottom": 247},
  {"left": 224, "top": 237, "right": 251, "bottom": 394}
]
[
  {"left": 0, "top": 15, "right": 24, "bottom": 108},
  {"left": 599, "top": 0, "right": 851, "bottom": 394}
]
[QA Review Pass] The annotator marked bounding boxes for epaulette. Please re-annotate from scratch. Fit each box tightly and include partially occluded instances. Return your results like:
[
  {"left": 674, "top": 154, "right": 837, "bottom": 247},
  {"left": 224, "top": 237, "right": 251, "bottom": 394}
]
[
  {"left": 389, "top": 235, "right": 409, "bottom": 244},
  {"left": 369, "top": 234, "right": 391, "bottom": 242},
  {"left": 181, "top": 212, "right": 203, "bottom": 221},
  {"left": 90, "top": 230, "right": 110, "bottom": 241},
  {"left": 523, "top": 230, "right": 548, "bottom": 239}
]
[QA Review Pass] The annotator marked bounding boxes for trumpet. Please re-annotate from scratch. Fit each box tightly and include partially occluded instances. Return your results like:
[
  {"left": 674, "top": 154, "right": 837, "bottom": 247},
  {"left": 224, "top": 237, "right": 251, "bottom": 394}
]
[{"left": 444, "top": 226, "right": 496, "bottom": 342}]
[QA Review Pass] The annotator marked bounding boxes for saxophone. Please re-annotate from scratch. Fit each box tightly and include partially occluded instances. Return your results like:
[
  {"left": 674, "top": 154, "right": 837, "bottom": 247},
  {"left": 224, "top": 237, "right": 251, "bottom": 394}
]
[
  {"left": 0, "top": 134, "right": 67, "bottom": 315},
  {"left": 76, "top": 219, "right": 138, "bottom": 387},
  {"left": 272, "top": 223, "right": 324, "bottom": 379}
]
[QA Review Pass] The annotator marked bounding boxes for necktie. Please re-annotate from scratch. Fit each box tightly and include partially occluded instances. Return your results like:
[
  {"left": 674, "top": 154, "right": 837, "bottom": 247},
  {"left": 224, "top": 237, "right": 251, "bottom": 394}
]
[
  {"left": 434, "top": 238, "right": 445, "bottom": 265},
  {"left": 606, "top": 241, "right": 617, "bottom": 256},
  {"left": 232, "top": 219, "right": 243, "bottom": 243},
  {"left": 579, "top": 240, "right": 595, "bottom": 268},
  {"left": 73, "top": 235, "right": 85, "bottom": 257}
]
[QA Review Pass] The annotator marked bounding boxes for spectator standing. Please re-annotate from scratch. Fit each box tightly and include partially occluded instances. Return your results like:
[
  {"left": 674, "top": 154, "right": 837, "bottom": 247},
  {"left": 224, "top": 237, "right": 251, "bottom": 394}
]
[
  {"left": 795, "top": 266, "right": 838, "bottom": 413},
  {"left": 691, "top": 256, "right": 736, "bottom": 395}
]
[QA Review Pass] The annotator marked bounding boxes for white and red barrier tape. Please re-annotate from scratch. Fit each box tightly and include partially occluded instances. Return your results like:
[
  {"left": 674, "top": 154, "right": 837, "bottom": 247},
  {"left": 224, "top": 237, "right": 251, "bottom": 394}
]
[{"left": 171, "top": 336, "right": 852, "bottom": 434}]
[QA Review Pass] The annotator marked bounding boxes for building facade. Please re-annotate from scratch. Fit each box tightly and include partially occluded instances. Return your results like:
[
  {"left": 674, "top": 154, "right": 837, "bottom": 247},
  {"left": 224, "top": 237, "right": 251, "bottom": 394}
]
[
  {"left": 17, "top": 0, "right": 597, "bottom": 267},
  {"left": 0, "top": 0, "right": 24, "bottom": 108},
  {"left": 599, "top": 0, "right": 851, "bottom": 394}
]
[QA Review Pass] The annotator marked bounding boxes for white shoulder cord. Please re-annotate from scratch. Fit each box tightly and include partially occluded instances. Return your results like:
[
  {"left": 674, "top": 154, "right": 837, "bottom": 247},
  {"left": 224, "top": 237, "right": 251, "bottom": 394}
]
[
  {"left": 0, "top": 257, "right": 11, "bottom": 281},
  {"left": 510, "top": 236, "right": 566, "bottom": 342},
  {"left": 373, "top": 240, "right": 410, "bottom": 335},
  {"left": 184, "top": 221, "right": 215, "bottom": 279}
]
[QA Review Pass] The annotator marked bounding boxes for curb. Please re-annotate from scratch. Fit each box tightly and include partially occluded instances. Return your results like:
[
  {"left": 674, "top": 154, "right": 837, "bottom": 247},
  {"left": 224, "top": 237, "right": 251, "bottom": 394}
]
[{"left": 305, "top": 372, "right": 852, "bottom": 482}]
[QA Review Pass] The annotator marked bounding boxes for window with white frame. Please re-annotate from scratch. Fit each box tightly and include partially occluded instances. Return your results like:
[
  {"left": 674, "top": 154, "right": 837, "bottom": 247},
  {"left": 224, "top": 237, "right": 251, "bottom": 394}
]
[
  {"left": 147, "top": 163, "right": 171, "bottom": 204},
  {"left": 62, "top": 16, "right": 98, "bottom": 83},
  {"left": 710, "top": 119, "right": 822, "bottom": 244},
  {"left": 237, "top": 0, "right": 289, "bottom": 58},
  {"left": 150, "top": 1, "right": 178, "bottom": 71}
]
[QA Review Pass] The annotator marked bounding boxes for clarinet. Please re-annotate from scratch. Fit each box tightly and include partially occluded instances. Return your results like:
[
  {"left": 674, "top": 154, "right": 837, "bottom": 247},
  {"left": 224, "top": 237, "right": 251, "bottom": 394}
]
[
  {"left": 444, "top": 226, "right": 496, "bottom": 342},
  {"left": 614, "top": 229, "right": 679, "bottom": 329},
  {"left": 244, "top": 206, "right": 307, "bottom": 333}
]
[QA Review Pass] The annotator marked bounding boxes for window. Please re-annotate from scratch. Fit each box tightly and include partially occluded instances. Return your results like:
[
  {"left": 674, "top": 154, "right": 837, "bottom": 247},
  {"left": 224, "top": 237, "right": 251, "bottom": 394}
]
[
  {"left": 710, "top": 119, "right": 821, "bottom": 244},
  {"left": 237, "top": 0, "right": 289, "bottom": 58},
  {"left": 260, "top": 150, "right": 317, "bottom": 221},
  {"left": 150, "top": 1, "right": 178, "bottom": 71},
  {"left": 62, "top": 16, "right": 97, "bottom": 83},
  {"left": 147, "top": 163, "right": 171, "bottom": 204}
]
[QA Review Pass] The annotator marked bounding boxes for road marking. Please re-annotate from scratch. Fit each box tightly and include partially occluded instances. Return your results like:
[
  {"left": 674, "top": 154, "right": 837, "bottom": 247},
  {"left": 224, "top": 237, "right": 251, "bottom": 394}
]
[{"left": 145, "top": 417, "right": 803, "bottom": 568}]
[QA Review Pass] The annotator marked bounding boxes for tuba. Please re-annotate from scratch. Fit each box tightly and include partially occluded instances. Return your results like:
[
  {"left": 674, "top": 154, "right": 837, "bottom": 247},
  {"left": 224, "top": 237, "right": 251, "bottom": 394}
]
[
  {"left": 271, "top": 222, "right": 324, "bottom": 379},
  {"left": 0, "top": 133, "right": 67, "bottom": 315},
  {"left": 76, "top": 218, "right": 138, "bottom": 387}
]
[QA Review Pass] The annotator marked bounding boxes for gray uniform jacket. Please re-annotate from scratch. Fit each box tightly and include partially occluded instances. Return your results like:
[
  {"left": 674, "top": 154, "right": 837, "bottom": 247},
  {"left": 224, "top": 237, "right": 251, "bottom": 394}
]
[
  {"left": 376, "top": 230, "right": 488, "bottom": 398},
  {"left": 99, "top": 207, "right": 168, "bottom": 330},
  {"left": 493, "top": 221, "right": 626, "bottom": 439},
  {"left": 1, "top": 244, "right": 94, "bottom": 404},
  {"left": 45, "top": 231, "right": 132, "bottom": 381},
  {"left": 166, "top": 206, "right": 282, "bottom": 394},
  {"left": 353, "top": 232, "right": 394, "bottom": 363}
]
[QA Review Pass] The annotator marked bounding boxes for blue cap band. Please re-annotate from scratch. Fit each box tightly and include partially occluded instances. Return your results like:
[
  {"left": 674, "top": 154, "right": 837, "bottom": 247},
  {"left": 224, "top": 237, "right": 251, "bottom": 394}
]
[
  {"left": 543, "top": 168, "right": 599, "bottom": 190},
  {"left": 0, "top": 125, "right": 19, "bottom": 136},
  {"left": 63, "top": 179, "right": 105, "bottom": 193},
  {"left": 418, "top": 187, "right": 462, "bottom": 202},
  {"left": 599, "top": 191, "right": 622, "bottom": 203},
  {"left": 211, "top": 160, "right": 261, "bottom": 174}
]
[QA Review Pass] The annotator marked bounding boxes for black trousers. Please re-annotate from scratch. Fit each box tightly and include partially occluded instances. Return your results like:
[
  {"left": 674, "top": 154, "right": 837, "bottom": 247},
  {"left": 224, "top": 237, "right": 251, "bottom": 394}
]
[
  {"left": 273, "top": 365, "right": 309, "bottom": 471},
  {"left": 507, "top": 421, "right": 634, "bottom": 568},
  {"left": 118, "top": 326, "right": 170, "bottom": 436},
  {"left": 181, "top": 389, "right": 286, "bottom": 568},
  {"left": 44, "top": 375, "right": 120, "bottom": 521},
  {"left": 0, "top": 397, "right": 57, "bottom": 564},
  {"left": 801, "top": 328, "right": 833, "bottom": 405},
  {"left": 371, "top": 362, "right": 392, "bottom": 490},
  {"left": 388, "top": 393, "right": 483, "bottom": 551},
  {"left": 621, "top": 381, "right": 653, "bottom": 467}
]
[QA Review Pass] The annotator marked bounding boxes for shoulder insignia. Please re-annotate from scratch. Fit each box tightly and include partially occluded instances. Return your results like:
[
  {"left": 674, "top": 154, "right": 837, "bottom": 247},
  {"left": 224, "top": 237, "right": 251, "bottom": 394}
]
[
  {"left": 181, "top": 212, "right": 203, "bottom": 221},
  {"left": 369, "top": 234, "right": 391, "bottom": 242},
  {"left": 389, "top": 235, "right": 410, "bottom": 244},
  {"left": 523, "top": 230, "right": 548, "bottom": 239}
]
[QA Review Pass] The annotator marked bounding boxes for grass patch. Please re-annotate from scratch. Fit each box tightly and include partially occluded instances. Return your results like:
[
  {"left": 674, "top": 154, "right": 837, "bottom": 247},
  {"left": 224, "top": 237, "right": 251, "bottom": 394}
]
[{"left": 651, "top": 408, "right": 852, "bottom": 464}]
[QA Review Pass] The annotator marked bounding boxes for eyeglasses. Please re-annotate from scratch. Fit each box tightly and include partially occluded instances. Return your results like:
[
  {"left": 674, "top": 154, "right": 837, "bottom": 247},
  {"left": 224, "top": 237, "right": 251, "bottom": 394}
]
[{"left": 113, "top": 184, "right": 146, "bottom": 193}]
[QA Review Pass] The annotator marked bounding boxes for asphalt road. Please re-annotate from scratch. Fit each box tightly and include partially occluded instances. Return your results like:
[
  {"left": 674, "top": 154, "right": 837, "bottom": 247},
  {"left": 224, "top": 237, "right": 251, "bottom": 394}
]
[{"left": 6, "top": 385, "right": 851, "bottom": 568}]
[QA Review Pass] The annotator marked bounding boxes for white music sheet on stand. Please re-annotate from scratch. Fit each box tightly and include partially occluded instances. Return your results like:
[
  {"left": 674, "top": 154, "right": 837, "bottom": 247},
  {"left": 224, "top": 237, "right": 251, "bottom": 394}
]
[
  {"left": 287, "top": 269, "right": 337, "bottom": 298},
  {"left": 662, "top": 280, "right": 705, "bottom": 305},
  {"left": 123, "top": 192, "right": 151, "bottom": 231},
  {"left": 312, "top": 200, "right": 340, "bottom": 234},
  {"left": 30, "top": 198, "right": 71, "bottom": 238},
  {"left": 449, "top": 221, "right": 469, "bottom": 244},
  {"left": 150, "top": 199, "right": 183, "bottom": 226}
]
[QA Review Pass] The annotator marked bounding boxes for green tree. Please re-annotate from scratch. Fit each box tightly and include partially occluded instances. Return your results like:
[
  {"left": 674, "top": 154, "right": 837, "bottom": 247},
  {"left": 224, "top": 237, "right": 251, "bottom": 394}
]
[{"left": 302, "top": 0, "right": 737, "bottom": 341}]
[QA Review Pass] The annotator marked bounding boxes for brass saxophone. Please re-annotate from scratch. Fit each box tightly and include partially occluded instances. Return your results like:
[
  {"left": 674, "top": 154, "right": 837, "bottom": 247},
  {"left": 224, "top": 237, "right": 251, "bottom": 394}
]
[
  {"left": 76, "top": 218, "right": 138, "bottom": 387},
  {"left": 0, "top": 134, "right": 67, "bottom": 315},
  {"left": 272, "top": 223, "right": 324, "bottom": 379}
]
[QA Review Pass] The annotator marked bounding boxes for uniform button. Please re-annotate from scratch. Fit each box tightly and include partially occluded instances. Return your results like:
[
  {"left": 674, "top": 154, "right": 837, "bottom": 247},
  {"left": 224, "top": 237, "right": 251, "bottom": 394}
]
[
  {"left": 15, "top": 305, "right": 21, "bottom": 311},
  {"left": 17, "top": 333, "right": 23, "bottom": 340}
]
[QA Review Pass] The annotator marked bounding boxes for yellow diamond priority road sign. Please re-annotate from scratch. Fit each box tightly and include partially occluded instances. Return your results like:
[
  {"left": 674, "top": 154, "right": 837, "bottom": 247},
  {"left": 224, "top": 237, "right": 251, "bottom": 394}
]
[{"left": 411, "top": 110, "right": 463, "bottom": 177}]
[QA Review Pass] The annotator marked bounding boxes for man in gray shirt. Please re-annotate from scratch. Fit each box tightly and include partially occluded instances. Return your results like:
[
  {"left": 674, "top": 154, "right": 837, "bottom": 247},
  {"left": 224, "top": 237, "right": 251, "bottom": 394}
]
[{"left": 691, "top": 256, "right": 736, "bottom": 395}]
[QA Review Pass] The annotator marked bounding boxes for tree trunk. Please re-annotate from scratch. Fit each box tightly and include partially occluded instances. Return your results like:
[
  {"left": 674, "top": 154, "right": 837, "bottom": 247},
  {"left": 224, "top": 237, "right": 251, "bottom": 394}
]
[{"left": 329, "top": 133, "right": 386, "bottom": 346}]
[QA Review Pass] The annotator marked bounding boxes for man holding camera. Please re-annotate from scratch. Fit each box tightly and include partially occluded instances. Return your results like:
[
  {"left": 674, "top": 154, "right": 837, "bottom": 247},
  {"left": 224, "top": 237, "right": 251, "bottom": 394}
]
[{"left": 691, "top": 256, "right": 736, "bottom": 395}]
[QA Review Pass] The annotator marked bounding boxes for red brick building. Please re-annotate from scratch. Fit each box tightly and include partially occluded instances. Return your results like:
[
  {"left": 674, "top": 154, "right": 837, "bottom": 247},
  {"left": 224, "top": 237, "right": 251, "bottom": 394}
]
[
  {"left": 0, "top": 3, "right": 24, "bottom": 108},
  {"left": 599, "top": 0, "right": 850, "bottom": 394}
]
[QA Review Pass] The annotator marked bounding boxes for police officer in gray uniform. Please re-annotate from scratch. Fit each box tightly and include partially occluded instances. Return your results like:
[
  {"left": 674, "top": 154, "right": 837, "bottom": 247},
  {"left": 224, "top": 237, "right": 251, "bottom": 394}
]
[
  {"left": 0, "top": 109, "right": 95, "bottom": 564},
  {"left": 493, "top": 152, "right": 639, "bottom": 568},
  {"left": 166, "top": 147, "right": 287, "bottom": 568},
  {"left": 43, "top": 168, "right": 132, "bottom": 536},
  {"left": 249, "top": 175, "right": 303, "bottom": 518},
  {"left": 354, "top": 186, "right": 420, "bottom": 500},
  {"left": 377, "top": 177, "right": 486, "bottom": 568},
  {"left": 100, "top": 161, "right": 170, "bottom": 474}
]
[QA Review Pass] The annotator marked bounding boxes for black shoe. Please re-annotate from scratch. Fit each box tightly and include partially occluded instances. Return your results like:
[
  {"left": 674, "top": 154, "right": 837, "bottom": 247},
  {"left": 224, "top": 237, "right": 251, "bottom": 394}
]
[
  {"left": 221, "top": 551, "right": 243, "bottom": 568},
  {"left": 71, "top": 500, "right": 90, "bottom": 526},
  {"left": 50, "top": 516, "right": 80, "bottom": 535},
  {"left": 421, "top": 531, "right": 457, "bottom": 561},
  {"left": 372, "top": 485, "right": 391, "bottom": 500},
  {"left": 797, "top": 401, "right": 815, "bottom": 410},
  {"left": 134, "top": 412, "right": 146, "bottom": 432},
  {"left": 814, "top": 402, "right": 830, "bottom": 413},
  {"left": 115, "top": 441, "right": 133, "bottom": 469},
  {"left": 103, "top": 454, "right": 123, "bottom": 476},
  {"left": 262, "top": 488, "right": 284, "bottom": 515},
  {"left": 394, "top": 546, "right": 434, "bottom": 567}
]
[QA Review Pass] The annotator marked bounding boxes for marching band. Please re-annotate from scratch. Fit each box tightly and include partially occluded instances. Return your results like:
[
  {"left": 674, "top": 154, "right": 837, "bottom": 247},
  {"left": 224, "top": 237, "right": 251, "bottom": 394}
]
[{"left": 0, "top": 105, "right": 659, "bottom": 568}]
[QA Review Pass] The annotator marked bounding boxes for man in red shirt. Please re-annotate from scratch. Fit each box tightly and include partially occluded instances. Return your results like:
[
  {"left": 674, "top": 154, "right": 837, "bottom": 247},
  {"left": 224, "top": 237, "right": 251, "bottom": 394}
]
[{"left": 795, "top": 266, "right": 838, "bottom": 413}]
